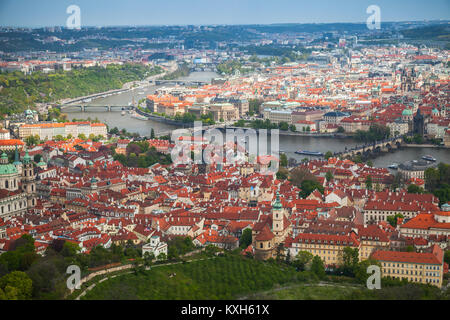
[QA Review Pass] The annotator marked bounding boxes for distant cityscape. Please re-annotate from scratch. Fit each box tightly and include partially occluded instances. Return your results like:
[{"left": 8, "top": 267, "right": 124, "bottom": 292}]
[{"left": 0, "top": 15, "right": 449, "bottom": 302}]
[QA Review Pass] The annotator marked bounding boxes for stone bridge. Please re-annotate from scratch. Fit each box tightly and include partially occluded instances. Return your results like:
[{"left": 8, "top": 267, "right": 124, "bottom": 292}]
[
  {"left": 153, "top": 79, "right": 208, "bottom": 86},
  {"left": 334, "top": 137, "right": 404, "bottom": 159},
  {"left": 58, "top": 105, "right": 134, "bottom": 112}
]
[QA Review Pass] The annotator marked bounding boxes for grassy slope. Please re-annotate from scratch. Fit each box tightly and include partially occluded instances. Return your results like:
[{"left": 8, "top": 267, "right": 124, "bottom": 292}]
[
  {"left": 80, "top": 255, "right": 449, "bottom": 300},
  {"left": 81, "top": 255, "right": 298, "bottom": 300}
]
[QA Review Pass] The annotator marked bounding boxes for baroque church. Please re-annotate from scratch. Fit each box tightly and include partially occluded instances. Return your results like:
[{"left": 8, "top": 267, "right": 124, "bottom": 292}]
[
  {"left": 0, "top": 145, "right": 37, "bottom": 220},
  {"left": 252, "top": 192, "right": 291, "bottom": 260}
]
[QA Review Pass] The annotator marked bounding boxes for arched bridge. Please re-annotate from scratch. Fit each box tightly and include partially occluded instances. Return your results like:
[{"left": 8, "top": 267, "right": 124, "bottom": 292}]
[
  {"left": 334, "top": 137, "right": 404, "bottom": 159},
  {"left": 153, "top": 80, "right": 208, "bottom": 86},
  {"left": 58, "top": 105, "right": 134, "bottom": 112}
]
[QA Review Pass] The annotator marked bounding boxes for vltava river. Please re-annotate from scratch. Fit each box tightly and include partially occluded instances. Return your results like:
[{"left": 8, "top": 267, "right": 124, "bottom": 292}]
[{"left": 65, "top": 71, "right": 450, "bottom": 168}]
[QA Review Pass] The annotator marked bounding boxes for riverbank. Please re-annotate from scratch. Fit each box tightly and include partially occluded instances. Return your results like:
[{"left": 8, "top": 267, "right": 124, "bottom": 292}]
[
  {"left": 135, "top": 107, "right": 190, "bottom": 127},
  {"left": 404, "top": 143, "right": 447, "bottom": 148},
  {"left": 59, "top": 66, "right": 169, "bottom": 106}
]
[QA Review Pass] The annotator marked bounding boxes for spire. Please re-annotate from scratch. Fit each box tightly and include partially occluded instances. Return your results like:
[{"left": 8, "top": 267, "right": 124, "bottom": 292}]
[
  {"left": 13, "top": 143, "right": 21, "bottom": 165},
  {"left": 23, "top": 149, "right": 31, "bottom": 164},
  {"left": 273, "top": 191, "right": 282, "bottom": 210}
]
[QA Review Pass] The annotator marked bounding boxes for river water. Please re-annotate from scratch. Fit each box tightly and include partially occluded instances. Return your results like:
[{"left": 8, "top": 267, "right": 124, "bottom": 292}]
[{"left": 65, "top": 71, "right": 450, "bottom": 168}]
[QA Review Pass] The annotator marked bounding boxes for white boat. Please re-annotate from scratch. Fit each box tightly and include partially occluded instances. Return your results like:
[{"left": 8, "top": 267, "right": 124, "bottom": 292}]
[
  {"left": 422, "top": 155, "right": 436, "bottom": 162},
  {"left": 388, "top": 163, "right": 399, "bottom": 169},
  {"left": 131, "top": 113, "right": 148, "bottom": 120}
]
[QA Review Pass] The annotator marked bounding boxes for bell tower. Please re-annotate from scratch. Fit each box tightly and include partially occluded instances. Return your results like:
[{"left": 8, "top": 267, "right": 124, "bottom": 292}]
[
  {"left": 21, "top": 150, "right": 36, "bottom": 207},
  {"left": 272, "top": 192, "right": 285, "bottom": 238}
]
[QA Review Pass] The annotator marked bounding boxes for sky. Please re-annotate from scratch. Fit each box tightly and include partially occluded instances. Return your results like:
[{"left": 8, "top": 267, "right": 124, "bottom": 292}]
[{"left": 0, "top": 0, "right": 449, "bottom": 27}]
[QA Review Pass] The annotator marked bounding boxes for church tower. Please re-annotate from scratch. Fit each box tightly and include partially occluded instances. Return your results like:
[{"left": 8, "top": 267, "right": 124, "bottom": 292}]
[
  {"left": 21, "top": 150, "right": 36, "bottom": 207},
  {"left": 13, "top": 144, "right": 22, "bottom": 175},
  {"left": 272, "top": 192, "right": 285, "bottom": 242}
]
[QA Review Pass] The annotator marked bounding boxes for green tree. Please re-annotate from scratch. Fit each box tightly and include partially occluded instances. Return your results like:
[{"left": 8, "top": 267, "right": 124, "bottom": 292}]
[
  {"left": 25, "top": 135, "right": 40, "bottom": 147},
  {"left": 386, "top": 213, "right": 404, "bottom": 227},
  {"left": 342, "top": 247, "right": 359, "bottom": 275},
  {"left": 311, "top": 256, "right": 326, "bottom": 279},
  {"left": 33, "top": 154, "right": 42, "bottom": 163},
  {"left": 299, "top": 180, "right": 324, "bottom": 199},
  {"left": 239, "top": 228, "right": 252, "bottom": 249},
  {"left": 280, "top": 153, "right": 288, "bottom": 167},
  {"left": 324, "top": 151, "right": 333, "bottom": 160},
  {"left": 365, "top": 175, "right": 373, "bottom": 190},
  {"left": 0, "top": 271, "right": 33, "bottom": 300},
  {"left": 444, "top": 250, "right": 450, "bottom": 265},
  {"left": 293, "top": 251, "right": 313, "bottom": 271},
  {"left": 407, "top": 184, "right": 424, "bottom": 194},
  {"left": 289, "top": 167, "right": 316, "bottom": 187},
  {"left": 276, "top": 167, "right": 289, "bottom": 180},
  {"left": 325, "top": 171, "right": 333, "bottom": 182},
  {"left": 157, "top": 252, "right": 167, "bottom": 261}
]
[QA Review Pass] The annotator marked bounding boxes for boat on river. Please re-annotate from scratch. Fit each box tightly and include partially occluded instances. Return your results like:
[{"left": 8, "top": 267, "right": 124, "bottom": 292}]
[
  {"left": 422, "top": 155, "right": 436, "bottom": 162},
  {"left": 295, "top": 150, "right": 324, "bottom": 156},
  {"left": 388, "top": 163, "right": 399, "bottom": 169}
]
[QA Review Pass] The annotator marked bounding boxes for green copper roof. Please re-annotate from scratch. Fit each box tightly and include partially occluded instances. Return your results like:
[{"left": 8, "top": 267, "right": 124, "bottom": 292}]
[
  {"left": 402, "top": 108, "right": 412, "bottom": 116},
  {"left": 273, "top": 192, "right": 283, "bottom": 210},
  {"left": 23, "top": 150, "right": 31, "bottom": 164},
  {"left": 0, "top": 153, "right": 17, "bottom": 175},
  {"left": 0, "top": 164, "right": 18, "bottom": 175}
]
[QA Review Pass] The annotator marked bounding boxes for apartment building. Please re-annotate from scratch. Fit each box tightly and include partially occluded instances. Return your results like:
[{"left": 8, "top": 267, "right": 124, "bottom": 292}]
[
  {"left": 262, "top": 108, "right": 292, "bottom": 124},
  {"left": 18, "top": 122, "right": 107, "bottom": 139},
  {"left": 287, "top": 232, "right": 360, "bottom": 266},
  {"left": 399, "top": 211, "right": 450, "bottom": 239},
  {"left": 371, "top": 244, "right": 445, "bottom": 288}
]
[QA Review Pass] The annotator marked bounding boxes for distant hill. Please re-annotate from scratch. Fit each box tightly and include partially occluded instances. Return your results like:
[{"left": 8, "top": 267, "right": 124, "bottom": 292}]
[{"left": 401, "top": 24, "right": 450, "bottom": 40}]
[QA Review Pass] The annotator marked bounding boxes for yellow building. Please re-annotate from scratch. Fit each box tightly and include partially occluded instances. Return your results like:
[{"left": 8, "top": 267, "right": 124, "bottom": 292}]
[
  {"left": 18, "top": 122, "right": 107, "bottom": 139},
  {"left": 209, "top": 103, "right": 239, "bottom": 122},
  {"left": 287, "top": 232, "right": 360, "bottom": 266},
  {"left": 371, "top": 245, "right": 444, "bottom": 288},
  {"left": 357, "top": 225, "right": 390, "bottom": 261}
]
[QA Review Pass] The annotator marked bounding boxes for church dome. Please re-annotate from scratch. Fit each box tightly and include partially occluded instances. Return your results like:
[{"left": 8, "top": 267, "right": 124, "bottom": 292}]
[
  {"left": 0, "top": 153, "right": 17, "bottom": 175},
  {"left": 402, "top": 108, "right": 412, "bottom": 116}
]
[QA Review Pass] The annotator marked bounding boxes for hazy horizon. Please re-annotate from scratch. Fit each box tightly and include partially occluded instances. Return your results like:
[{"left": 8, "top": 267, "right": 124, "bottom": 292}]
[{"left": 0, "top": 0, "right": 449, "bottom": 28}]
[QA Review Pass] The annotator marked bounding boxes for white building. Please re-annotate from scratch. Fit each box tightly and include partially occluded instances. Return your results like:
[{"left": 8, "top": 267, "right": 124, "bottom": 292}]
[{"left": 142, "top": 236, "right": 168, "bottom": 260}]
